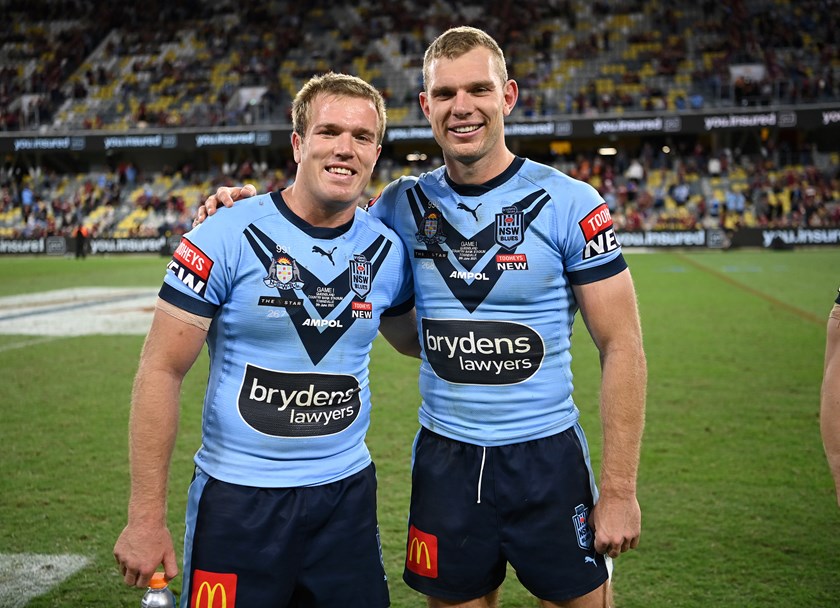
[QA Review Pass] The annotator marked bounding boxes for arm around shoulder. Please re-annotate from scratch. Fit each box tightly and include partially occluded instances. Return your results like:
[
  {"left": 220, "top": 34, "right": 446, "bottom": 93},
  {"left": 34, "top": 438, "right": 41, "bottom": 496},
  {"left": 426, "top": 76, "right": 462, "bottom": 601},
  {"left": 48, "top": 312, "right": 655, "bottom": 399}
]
[{"left": 379, "top": 308, "right": 420, "bottom": 358}]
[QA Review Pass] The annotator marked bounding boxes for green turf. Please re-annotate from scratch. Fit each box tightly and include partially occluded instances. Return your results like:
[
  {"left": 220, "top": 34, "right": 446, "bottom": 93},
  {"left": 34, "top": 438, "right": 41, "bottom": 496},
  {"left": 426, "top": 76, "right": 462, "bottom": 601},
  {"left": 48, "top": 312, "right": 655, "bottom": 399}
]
[{"left": 0, "top": 249, "right": 837, "bottom": 607}]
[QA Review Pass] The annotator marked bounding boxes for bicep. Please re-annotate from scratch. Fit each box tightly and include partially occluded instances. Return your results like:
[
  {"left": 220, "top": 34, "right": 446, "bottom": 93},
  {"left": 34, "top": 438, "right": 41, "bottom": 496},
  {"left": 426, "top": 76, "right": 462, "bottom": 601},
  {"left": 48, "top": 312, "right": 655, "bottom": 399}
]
[
  {"left": 572, "top": 269, "right": 643, "bottom": 354},
  {"left": 138, "top": 302, "right": 209, "bottom": 378}
]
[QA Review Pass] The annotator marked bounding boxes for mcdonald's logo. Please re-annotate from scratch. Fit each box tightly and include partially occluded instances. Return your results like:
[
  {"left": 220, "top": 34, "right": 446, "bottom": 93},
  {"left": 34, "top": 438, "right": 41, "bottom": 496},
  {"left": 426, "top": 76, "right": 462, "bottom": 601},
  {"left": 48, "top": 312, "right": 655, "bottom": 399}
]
[
  {"left": 405, "top": 524, "right": 438, "bottom": 578},
  {"left": 190, "top": 569, "right": 237, "bottom": 608}
]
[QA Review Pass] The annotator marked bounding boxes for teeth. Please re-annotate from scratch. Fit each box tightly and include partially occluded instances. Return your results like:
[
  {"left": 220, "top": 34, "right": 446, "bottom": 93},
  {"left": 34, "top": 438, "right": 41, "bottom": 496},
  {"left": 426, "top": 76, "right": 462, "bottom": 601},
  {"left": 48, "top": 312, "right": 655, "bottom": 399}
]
[
  {"left": 327, "top": 167, "right": 352, "bottom": 175},
  {"left": 453, "top": 125, "right": 480, "bottom": 133}
]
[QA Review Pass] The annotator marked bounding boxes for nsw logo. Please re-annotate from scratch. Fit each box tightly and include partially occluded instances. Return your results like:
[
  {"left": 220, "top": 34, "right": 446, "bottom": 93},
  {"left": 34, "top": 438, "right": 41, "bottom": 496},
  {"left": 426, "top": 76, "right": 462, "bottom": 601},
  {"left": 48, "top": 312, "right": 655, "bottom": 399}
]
[
  {"left": 572, "top": 504, "right": 594, "bottom": 550},
  {"left": 350, "top": 254, "right": 372, "bottom": 298},
  {"left": 495, "top": 206, "right": 524, "bottom": 249}
]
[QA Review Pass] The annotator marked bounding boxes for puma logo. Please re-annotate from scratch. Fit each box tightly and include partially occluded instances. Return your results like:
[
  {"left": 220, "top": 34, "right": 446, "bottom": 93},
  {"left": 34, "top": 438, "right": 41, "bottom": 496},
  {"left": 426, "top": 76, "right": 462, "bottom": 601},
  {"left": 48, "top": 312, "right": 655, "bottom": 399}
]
[
  {"left": 312, "top": 245, "right": 337, "bottom": 265},
  {"left": 457, "top": 202, "right": 481, "bottom": 220},
  {"left": 584, "top": 556, "right": 598, "bottom": 567}
]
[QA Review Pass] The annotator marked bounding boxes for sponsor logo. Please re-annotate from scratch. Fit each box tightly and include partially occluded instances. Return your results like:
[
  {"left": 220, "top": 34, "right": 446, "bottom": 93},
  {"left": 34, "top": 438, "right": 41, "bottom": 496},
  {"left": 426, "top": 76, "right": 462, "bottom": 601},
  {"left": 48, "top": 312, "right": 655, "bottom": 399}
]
[
  {"left": 257, "top": 295, "right": 301, "bottom": 308},
  {"left": 406, "top": 525, "right": 438, "bottom": 578},
  {"left": 238, "top": 364, "right": 360, "bottom": 437},
  {"left": 191, "top": 569, "right": 237, "bottom": 608},
  {"left": 495, "top": 252, "right": 528, "bottom": 271},
  {"left": 456, "top": 201, "right": 482, "bottom": 220},
  {"left": 572, "top": 504, "right": 593, "bottom": 550},
  {"left": 422, "top": 318, "right": 544, "bottom": 385},
  {"left": 579, "top": 204, "right": 619, "bottom": 260},
  {"left": 168, "top": 238, "right": 214, "bottom": 297},
  {"left": 312, "top": 245, "right": 337, "bottom": 265},
  {"left": 495, "top": 206, "right": 524, "bottom": 249},
  {"left": 352, "top": 301, "right": 373, "bottom": 320},
  {"left": 414, "top": 250, "right": 448, "bottom": 259},
  {"left": 350, "top": 254, "right": 372, "bottom": 298},
  {"left": 416, "top": 203, "right": 446, "bottom": 245},
  {"left": 264, "top": 247, "right": 304, "bottom": 290}
]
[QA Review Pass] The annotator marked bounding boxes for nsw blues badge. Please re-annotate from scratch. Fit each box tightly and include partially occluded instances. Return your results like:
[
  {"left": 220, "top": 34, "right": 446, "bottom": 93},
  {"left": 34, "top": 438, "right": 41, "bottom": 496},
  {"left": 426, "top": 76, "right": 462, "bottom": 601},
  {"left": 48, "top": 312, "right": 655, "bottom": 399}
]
[
  {"left": 495, "top": 206, "right": 524, "bottom": 249},
  {"left": 572, "top": 504, "right": 594, "bottom": 550},
  {"left": 350, "top": 254, "right": 372, "bottom": 298}
]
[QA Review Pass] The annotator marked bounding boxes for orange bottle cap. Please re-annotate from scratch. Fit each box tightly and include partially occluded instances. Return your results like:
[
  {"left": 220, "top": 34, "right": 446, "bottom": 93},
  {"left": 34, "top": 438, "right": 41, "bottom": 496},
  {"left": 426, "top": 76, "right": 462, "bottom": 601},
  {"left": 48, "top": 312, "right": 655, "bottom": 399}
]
[{"left": 150, "top": 572, "right": 168, "bottom": 589}]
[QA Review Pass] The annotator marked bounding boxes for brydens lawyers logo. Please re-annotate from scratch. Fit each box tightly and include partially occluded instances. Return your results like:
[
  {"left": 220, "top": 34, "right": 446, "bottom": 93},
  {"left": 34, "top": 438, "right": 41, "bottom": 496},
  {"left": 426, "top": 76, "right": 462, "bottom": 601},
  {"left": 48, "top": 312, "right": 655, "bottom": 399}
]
[
  {"left": 406, "top": 524, "right": 438, "bottom": 578},
  {"left": 190, "top": 569, "right": 237, "bottom": 608}
]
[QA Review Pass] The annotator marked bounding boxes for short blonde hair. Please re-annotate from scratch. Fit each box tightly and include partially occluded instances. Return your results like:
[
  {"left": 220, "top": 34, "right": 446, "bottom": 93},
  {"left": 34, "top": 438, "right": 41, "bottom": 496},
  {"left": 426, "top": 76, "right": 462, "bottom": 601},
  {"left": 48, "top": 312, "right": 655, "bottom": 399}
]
[
  {"left": 292, "top": 72, "right": 387, "bottom": 144},
  {"left": 422, "top": 26, "right": 508, "bottom": 90}
]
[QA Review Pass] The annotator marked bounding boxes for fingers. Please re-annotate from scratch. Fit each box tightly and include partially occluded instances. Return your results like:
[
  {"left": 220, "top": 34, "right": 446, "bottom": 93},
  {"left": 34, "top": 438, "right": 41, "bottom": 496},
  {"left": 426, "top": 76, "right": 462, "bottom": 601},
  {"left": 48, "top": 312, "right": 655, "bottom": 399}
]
[{"left": 241, "top": 183, "right": 257, "bottom": 198}]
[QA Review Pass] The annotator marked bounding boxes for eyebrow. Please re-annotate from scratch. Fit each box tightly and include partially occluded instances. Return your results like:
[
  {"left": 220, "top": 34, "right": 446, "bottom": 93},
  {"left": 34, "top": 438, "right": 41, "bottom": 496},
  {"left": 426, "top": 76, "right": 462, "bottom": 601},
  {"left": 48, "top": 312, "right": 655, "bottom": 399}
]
[
  {"left": 430, "top": 79, "right": 496, "bottom": 96},
  {"left": 314, "top": 122, "right": 377, "bottom": 138}
]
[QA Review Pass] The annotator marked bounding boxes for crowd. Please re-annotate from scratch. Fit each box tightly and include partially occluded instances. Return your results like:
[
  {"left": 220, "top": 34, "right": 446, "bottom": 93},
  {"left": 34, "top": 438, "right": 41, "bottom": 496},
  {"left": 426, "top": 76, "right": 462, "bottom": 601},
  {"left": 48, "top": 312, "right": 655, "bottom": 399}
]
[
  {"left": 1, "top": 0, "right": 837, "bottom": 132},
  {"left": 2, "top": 145, "right": 837, "bottom": 242}
]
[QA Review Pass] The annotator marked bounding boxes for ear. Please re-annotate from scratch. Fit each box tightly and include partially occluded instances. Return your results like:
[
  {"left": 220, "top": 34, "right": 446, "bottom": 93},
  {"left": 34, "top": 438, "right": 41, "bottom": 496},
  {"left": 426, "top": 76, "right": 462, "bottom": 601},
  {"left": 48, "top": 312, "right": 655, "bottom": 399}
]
[
  {"left": 419, "top": 91, "right": 431, "bottom": 122},
  {"left": 291, "top": 132, "right": 303, "bottom": 163},
  {"left": 502, "top": 79, "right": 519, "bottom": 117}
]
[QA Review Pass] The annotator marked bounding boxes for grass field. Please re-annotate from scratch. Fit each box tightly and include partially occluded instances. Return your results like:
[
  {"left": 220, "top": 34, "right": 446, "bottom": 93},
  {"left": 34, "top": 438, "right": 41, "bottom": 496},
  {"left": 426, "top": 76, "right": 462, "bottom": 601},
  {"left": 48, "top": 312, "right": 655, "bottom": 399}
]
[{"left": 0, "top": 249, "right": 838, "bottom": 607}]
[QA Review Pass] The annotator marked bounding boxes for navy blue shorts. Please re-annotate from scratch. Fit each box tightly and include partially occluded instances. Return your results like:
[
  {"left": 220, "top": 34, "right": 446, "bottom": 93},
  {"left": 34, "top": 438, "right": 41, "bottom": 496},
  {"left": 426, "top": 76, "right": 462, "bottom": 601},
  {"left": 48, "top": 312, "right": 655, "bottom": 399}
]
[
  {"left": 181, "top": 463, "right": 389, "bottom": 608},
  {"left": 402, "top": 426, "right": 609, "bottom": 602}
]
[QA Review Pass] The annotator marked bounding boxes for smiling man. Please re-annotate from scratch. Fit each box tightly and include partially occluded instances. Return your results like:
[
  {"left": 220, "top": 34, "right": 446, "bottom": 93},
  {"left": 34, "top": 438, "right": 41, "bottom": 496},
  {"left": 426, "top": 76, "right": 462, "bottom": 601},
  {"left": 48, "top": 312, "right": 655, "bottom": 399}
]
[
  {"left": 114, "top": 73, "right": 418, "bottom": 608},
  {"left": 197, "top": 27, "right": 647, "bottom": 608}
]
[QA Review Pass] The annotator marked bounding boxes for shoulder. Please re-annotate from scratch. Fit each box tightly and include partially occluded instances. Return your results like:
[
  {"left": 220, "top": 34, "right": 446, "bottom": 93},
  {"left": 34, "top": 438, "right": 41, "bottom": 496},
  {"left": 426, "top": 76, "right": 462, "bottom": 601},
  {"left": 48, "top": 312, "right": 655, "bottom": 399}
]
[
  {"left": 520, "top": 159, "right": 602, "bottom": 203},
  {"left": 190, "top": 192, "right": 278, "bottom": 238}
]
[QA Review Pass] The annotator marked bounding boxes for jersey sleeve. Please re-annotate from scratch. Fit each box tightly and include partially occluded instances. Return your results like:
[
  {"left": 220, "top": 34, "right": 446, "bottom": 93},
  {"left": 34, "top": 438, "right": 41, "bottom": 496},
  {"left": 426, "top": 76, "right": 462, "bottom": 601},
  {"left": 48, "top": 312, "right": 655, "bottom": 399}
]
[
  {"left": 555, "top": 177, "right": 627, "bottom": 285},
  {"left": 158, "top": 202, "right": 256, "bottom": 317}
]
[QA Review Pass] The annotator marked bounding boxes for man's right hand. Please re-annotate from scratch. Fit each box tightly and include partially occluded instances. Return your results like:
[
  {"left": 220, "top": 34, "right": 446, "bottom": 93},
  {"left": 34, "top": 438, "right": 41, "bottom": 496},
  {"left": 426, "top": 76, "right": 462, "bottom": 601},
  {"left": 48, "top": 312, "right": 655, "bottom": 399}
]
[
  {"left": 114, "top": 522, "right": 178, "bottom": 588},
  {"left": 193, "top": 184, "right": 257, "bottom": 227}
]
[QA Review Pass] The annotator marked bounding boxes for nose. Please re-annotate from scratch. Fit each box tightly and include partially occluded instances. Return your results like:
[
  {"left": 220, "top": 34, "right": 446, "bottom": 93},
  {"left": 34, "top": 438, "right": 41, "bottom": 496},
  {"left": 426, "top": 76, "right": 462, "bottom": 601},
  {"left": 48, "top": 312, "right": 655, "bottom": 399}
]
[
  {"left": 451, "top": 90, "right": 473, "bottom": 117},
  {"left": 333, "top": 132, "right": 355, "bottom": 157}
]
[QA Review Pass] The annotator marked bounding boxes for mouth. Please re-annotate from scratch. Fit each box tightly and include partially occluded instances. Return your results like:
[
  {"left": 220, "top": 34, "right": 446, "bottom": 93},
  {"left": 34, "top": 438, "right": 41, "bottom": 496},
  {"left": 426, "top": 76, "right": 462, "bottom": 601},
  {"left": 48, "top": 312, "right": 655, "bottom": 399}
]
[
  {"left": 449, "top": 124, "right": 483, "bottom": 136},
  {"left": 325, "top": 166, "right": 355, "bottom": 177}
]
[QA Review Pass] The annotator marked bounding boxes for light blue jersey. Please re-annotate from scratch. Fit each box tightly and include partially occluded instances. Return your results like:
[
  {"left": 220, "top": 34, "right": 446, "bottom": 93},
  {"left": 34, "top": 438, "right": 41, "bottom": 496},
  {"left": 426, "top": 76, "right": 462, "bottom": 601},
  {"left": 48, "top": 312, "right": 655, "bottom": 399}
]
[
  {"left": 160, "top": 191, "right": 413, "bottom": 487},
  {"left": 370, "top": 157, "right": 625, "bottom": 445}
]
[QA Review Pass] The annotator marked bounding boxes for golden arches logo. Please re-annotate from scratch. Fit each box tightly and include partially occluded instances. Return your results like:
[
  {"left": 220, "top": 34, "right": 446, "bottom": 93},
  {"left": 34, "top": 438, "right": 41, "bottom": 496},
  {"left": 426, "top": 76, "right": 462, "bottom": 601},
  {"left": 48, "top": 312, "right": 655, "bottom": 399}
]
[
  {"left": 195, "top": 581, "right": 227, "bottom": 608},
  {"left": 408, "top": 537, "right": 431, "bottom": 569}
]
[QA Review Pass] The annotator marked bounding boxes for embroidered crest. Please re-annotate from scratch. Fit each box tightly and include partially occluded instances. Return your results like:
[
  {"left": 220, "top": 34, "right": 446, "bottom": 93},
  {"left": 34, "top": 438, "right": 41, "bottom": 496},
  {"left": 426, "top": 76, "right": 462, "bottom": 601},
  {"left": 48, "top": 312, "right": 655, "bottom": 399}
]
[
  {"left": 416, "top": 203, "right": 447, "bottom": 245},
  {"left": 349, "top": 254, "right": 372, "bottom": 298},
  {"left": 264, "top": 248, "right": 304, "bottom": 290},
  {"left": 495, "top": 206, "right": 524, "bottom": 249}
]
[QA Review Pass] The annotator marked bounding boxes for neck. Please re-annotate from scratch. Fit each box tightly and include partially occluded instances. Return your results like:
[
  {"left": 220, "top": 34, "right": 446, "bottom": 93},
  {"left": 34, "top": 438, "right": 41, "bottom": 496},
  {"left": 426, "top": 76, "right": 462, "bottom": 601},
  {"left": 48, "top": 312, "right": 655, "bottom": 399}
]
[
  {"left": 282, "top": 186, "right": 357, "bottom": 228},
  {"left": 445, "top": 148, "right": 515, "bottom": 185}
]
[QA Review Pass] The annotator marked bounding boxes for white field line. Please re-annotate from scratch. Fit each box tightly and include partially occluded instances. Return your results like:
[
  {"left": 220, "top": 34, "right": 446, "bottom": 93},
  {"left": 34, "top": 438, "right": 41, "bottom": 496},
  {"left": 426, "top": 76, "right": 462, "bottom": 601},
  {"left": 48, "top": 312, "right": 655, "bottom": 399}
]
[
  {"left": 0, "top": 553, "right": 90, "bottom": 607},
  {"left": 0, "top": 287, "right": 158, "bottom": 337}
]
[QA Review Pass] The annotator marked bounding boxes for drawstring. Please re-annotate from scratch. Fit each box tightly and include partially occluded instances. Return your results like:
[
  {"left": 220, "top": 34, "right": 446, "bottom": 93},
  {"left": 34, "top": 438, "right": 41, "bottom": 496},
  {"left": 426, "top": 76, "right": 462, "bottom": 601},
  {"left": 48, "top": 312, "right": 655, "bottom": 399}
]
[{"left": 477, "top": 446, "right": 487, "bottom": 504}]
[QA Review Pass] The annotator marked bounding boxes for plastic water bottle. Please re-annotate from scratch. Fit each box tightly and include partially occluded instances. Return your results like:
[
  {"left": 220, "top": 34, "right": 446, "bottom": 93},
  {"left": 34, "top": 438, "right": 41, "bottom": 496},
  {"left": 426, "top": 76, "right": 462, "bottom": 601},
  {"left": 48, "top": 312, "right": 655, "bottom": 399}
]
[{"left": 141, "top": 572, "right": 176, "bottom": 608}]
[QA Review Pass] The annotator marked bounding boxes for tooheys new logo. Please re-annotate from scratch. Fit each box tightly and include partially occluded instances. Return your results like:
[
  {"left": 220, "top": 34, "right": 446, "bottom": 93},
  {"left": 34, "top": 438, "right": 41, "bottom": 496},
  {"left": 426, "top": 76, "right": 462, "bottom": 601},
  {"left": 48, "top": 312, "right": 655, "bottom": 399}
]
[
  {"left": 422, "top": 318, "right": 544, "bottom": 384},
  {"left": 579, "top": 203, "right": 619, "bottom": 259},
  {"left": 168, "top": 238, "right": 213, "bottom": 297},
  {"left": 239, "top": 364, "right": 361, "bottom": 436}
]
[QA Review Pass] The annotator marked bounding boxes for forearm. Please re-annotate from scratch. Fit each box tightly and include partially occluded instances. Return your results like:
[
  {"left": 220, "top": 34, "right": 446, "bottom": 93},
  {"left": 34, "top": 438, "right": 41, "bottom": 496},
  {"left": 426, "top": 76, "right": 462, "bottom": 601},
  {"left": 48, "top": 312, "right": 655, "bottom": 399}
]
[
  {"left": 822, "top": 306, "right": 840, "bottom": 502},
  {"left": 125, "top": 366, "right": 182, "bottom": 525},
  {"left": 598, "top": 343, "right": 647, "bottom": 496}
]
